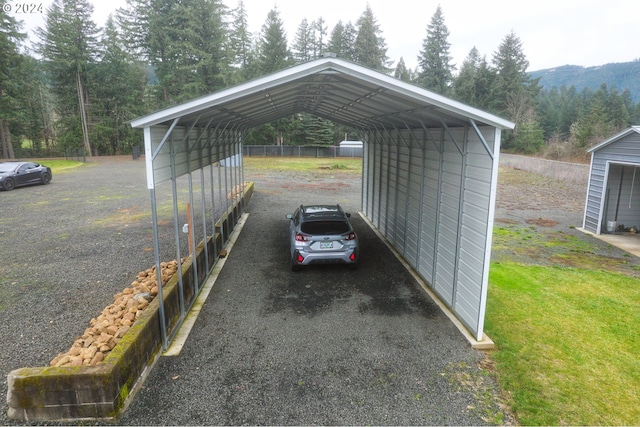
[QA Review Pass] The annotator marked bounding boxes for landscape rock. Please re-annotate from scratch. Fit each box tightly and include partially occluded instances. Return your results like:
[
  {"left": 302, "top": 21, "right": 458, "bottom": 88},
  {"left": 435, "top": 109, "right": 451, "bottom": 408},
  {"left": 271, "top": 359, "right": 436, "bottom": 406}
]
[{"left": 49, "top": 259, "right": 181, "bottom": 367}]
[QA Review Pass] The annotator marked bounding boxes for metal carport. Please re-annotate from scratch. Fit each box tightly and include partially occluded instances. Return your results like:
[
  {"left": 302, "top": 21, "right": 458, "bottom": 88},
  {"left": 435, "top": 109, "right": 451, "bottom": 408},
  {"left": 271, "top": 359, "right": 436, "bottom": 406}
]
[{"left": 131, "top": 55, "right": 514, "bottom": 345}]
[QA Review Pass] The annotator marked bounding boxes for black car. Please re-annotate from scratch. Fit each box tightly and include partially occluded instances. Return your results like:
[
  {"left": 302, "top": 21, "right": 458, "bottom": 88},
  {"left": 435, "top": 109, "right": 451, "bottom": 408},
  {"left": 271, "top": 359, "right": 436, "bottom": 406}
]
[{"left": 0, "top": 161, "right": 52, "bottom": 191}]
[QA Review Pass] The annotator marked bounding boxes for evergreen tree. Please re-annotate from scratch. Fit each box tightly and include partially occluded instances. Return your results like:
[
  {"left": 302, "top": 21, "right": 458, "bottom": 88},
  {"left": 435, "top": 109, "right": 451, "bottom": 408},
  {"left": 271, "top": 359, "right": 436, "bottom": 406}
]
[
  {"left": 184, "top": 0, "right": 228, "bottom": 96},
  {"left": 453, "top": 47, "right": 481, "bottom": 104},
  {"left": 299, "top": 114, "right": 334, "bottom": 145},
  {"left": 393, "top": 57, "right": 411, "bottom": 82},
  {"left": 228, "top": 0, "right": 254, "bottom": 82},
  {"left": 12, "top": 55, "right": 52, "bottom": 157},
  {"left": 312, "top": 17, "right": 327, "bottom": 58},
  {"left": 417, "top": 5, "right": 455, "bottom": 95},
  {"left": 491, "top": 31, "right": 540, "bottom": 115},
  {"left": 292, "top": 18, "right": 313, "bottom": 64},
  {"left": 37, "top": 0, "right": 100, "bottom": 156},
  {"left": 453, "top": 47, "right": 494, "bottom": 109},
  {"left": 256, "top": 7, "right": 291, "bottom": 74},
  {"left": 147, "top": 0, "right": 229, "bottom": 105},
  {"left": 353, "top": 5, "right": 388, "bottom": 71},
  {"left": 491, "top": 31, "right": 543, "bottom": 151},
  {"left": 327, "top": 20, "right": 356, "bottom": 61},
  {"left": 250, "top": 7, "right": 292, "bottom": 145},
  {"left": 0, "top": 3, "right": 26, "bottom": 158},
  {"left": 92, "top": 15, "right": 147, "bottom": 155},
  {"left": 115, "top": 0, "right": 151, "bottom": 62},
  {"left": 570, "top": 98, "right": 612, "bottom": 148}
]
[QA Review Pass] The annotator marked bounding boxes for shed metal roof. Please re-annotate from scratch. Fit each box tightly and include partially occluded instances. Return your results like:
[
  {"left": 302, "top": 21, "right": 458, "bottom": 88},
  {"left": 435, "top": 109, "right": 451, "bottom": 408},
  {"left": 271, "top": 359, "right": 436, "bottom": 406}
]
[
  {"left": 131, "top": 56, "right": 514, "bottom": 132},
  {"left": 588, "top": 126, "right": 640, "bottom": 153}
]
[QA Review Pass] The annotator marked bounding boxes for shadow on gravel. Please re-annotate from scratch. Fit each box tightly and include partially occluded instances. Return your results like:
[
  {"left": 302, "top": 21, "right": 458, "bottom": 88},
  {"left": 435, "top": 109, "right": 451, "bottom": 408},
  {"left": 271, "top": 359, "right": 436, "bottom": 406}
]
[
  {"left": 263, "top": 216, "right": 440, "bottom": 319},
  {"left": 118, "top": 187, "right": 506, "bottom": 426}
]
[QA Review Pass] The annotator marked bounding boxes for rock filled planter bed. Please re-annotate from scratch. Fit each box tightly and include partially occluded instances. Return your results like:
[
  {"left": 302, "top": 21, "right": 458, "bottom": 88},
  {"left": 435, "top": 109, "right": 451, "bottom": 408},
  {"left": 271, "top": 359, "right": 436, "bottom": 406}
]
[
  {"left": 6, "top": 257, "right": 190, "bottom": 423},
  {"left": 49, "top": 260, "right": 180, "bottom": 368}
]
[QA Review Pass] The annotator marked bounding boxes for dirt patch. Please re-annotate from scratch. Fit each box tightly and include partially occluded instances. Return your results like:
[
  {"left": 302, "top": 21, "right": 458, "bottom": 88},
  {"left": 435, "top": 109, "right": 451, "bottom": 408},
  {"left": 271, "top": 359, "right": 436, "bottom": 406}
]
[
  {"left": 496, "top": 166, "right": 586, "bottom": 213},
  {"left": 525, "top": 218, "right": 559, "bottom": 227},
  {"left": 281, "top": 181, "right": 350, "bottom": 191}
]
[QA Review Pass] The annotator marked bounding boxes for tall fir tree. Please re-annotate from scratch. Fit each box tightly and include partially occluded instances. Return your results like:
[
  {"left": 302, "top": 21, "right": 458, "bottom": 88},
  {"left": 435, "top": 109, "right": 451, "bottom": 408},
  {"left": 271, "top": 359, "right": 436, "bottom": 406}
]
[
  {"left": 327, "top": 20, "right": 356, "bottom": 61},
  {"left": 250, "top": 7, "right": 292, "bottom": 145},
  {"left": 492, "top": 31, "right": 543, "bottom": 151},
  {"left": 312, "top": 17, "right": 327, "bottom": 58},
  {"left": 353, "top": 5, "right": 388, "bottom": 71},
  {"left": 491, "top": 31, "right": 540, "bottom": 114},
  {"left": 92, "top": 15, "right": 147, "bottom": 155},
  {"left": 37, "top": 0, "right": 100, "bottom": 155},
  {"left": 453, "top": 47, "right": 495, "bottom": 109},
  {"left": 115, "top": 0, "right": 151, "bottom": 62},
  {"left": 417, "top": 5, "right": 455, "bottom": 95},
  {"left": 256, "top": 7, "right": 291, "bottom": 74},
  {"left": 146, "top": 0, "right": 229, "bottom": 105},
  {"left": 228, "top": 0, "right": 254, "bottom": 82},
  {"left": 292, "top": 18, "right": 313, "bottom": 64},
  {"left": 393, "top": 57, "right": 412, "bottom": 82},
  {"left": 0, "top": 3, "right": 26, "bottom": 158}
]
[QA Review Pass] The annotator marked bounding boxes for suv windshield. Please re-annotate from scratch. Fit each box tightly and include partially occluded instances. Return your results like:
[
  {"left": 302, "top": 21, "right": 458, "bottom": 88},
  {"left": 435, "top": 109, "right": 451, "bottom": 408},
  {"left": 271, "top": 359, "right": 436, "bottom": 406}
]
[{"left": 301, "top": 220, "right": 350, "bottom": 235}]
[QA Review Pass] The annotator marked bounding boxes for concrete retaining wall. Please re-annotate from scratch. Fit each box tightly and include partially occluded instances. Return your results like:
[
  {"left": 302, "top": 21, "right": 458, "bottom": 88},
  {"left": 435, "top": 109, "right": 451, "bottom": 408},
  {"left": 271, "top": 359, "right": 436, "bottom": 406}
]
[
  {"left": 500, "top": 153, "right": 589, "bottom": 184},
  {"left": 6, "top": 183, "right": 254, "bottom": 423}
]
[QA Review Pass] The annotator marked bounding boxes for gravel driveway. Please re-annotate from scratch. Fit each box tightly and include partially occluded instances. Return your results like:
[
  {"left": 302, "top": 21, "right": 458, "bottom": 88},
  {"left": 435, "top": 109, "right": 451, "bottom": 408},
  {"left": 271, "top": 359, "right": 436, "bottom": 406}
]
[{"left": 0, "top": 157, "right": 519, "bottom": 425}]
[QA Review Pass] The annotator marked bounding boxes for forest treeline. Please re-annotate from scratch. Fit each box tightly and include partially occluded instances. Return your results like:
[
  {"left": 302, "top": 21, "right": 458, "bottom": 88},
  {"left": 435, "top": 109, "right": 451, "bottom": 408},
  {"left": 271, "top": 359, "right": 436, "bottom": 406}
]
[{"left": 1, "top": 0, "right": 639, "bottom": 160}]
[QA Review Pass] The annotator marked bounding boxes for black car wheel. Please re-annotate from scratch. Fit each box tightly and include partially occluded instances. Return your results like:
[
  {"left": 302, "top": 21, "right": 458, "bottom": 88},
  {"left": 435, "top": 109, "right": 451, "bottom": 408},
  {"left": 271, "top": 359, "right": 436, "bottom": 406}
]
[
  {"left": 41, "top": 173, "right": 51, "bottom": 185},
  {"left": 291, "top": 257, "right": 301, "bottom": 272},
  {"left": 3, "top": 178, "right": 15, "bottom": 191}
]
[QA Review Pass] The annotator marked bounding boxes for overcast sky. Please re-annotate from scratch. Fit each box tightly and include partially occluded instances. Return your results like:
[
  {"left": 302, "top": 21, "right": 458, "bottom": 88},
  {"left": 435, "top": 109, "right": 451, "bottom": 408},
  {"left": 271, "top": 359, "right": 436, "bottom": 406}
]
[{"left": 11, "top": 0, "right": 640, "bottom": 71}]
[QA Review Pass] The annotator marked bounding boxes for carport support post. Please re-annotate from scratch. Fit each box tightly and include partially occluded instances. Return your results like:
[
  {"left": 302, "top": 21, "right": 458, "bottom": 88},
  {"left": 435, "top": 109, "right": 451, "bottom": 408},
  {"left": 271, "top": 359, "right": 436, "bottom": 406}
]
[{"left": 149, "top": 187, "right": 168, "bottom": 350}]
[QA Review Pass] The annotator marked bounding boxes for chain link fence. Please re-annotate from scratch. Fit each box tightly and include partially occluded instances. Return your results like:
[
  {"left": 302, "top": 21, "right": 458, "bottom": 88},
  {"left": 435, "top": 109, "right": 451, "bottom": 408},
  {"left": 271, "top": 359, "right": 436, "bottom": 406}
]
[{"left": 243, "top": 145, "right": 362, "bottom": 158}]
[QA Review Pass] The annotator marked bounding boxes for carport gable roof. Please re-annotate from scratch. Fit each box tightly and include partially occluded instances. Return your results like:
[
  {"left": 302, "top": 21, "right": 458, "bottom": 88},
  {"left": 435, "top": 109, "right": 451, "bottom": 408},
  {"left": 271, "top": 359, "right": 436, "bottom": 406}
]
[{"left": 131, "top": 56, "right": 515, "bottom": 132}]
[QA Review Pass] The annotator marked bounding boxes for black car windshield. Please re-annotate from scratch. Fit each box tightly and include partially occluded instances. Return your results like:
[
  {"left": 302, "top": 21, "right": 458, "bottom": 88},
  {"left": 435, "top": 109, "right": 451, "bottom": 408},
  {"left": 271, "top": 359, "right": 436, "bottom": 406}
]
[
  {"left": 0, "top": 163, "right": 17, "bottom": 172},
  {"left": 301, "top": 220, "right": 350, "bottom": 235}
]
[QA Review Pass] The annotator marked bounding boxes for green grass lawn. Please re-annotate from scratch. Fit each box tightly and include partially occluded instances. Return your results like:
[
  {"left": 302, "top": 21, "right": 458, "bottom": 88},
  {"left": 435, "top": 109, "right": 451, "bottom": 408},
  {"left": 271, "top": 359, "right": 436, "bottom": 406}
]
[
  {"left": 243, "top": 156, "right": 362, "bottom": 174},
  {"left": 487, "top": 255, "right": 640, "bottom": 425},
  {"left": 37, "top": 159, "right": 85, "bottom": 174}
]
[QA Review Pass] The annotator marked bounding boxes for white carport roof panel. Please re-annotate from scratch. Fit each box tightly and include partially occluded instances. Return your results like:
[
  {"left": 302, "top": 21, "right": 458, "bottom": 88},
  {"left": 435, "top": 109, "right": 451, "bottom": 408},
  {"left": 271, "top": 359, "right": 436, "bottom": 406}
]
[{"left": 131, "top": 57, "right": 514, "bottom": 133}]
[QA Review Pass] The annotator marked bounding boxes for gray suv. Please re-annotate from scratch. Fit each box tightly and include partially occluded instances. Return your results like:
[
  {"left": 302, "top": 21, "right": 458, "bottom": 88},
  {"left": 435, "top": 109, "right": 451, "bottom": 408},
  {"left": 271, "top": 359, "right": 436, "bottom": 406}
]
[{"left": 286, "top": 204, "right": 359, "bottom": 271}]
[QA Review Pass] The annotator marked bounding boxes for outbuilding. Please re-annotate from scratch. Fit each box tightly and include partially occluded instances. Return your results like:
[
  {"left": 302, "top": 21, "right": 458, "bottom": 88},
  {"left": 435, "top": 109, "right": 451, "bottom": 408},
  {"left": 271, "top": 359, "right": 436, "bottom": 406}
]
[
  {"left": 583, "top": 126, "right": 640, "bottom": 234},
  {"left": 131, "top": 56, "right": 514, "bottom": 345},
  {"left": 338, "top": 140, "right": 363, "bottom": 157}
]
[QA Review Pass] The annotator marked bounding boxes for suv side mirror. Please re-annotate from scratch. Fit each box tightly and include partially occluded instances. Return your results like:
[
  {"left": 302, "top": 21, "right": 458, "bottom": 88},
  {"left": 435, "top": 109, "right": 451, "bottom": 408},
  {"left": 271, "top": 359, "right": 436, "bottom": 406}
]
[
  {"left": 345, "top": 212, "right": 351, "bottom": 218},
  {"left": 286, "top": 214, "right": 293, "bottom": 220}
]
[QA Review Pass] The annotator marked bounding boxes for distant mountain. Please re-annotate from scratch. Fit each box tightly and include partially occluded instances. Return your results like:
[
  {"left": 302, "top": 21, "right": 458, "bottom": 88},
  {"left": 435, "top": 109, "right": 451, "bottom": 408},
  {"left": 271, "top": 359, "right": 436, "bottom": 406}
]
[{"left": 529, "top": 61, "right": 640, "bottom": 102}]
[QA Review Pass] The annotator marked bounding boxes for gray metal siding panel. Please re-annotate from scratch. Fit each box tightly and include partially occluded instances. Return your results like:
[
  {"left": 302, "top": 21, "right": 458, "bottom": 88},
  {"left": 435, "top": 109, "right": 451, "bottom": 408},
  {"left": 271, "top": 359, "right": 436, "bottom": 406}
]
[
  {"left": 433, "top": 136, "right": 462, "bottom": 306},
  {"left": 418, "top": 137, "right": 441, "bottom": 290},
  {"left": 362, "top": 125, "right": 497, "bottom": 341},
  {"left": 362, "top": 140, "right": 370, "bottom": 217},
  {"left": 394, "top": 146, "right": 411, "bottom": 252},
  {"left": 454, "top": 130, "right": 494, "bottom": 336},
  {"left": 373, "top": 143, "right": 384, "bottom": 231},
  {"left": 584, "top": 156, "right": 608, "bottom": 233},
  {"left": 404, "top": 147, "right": 424, "bottom": 268}
]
